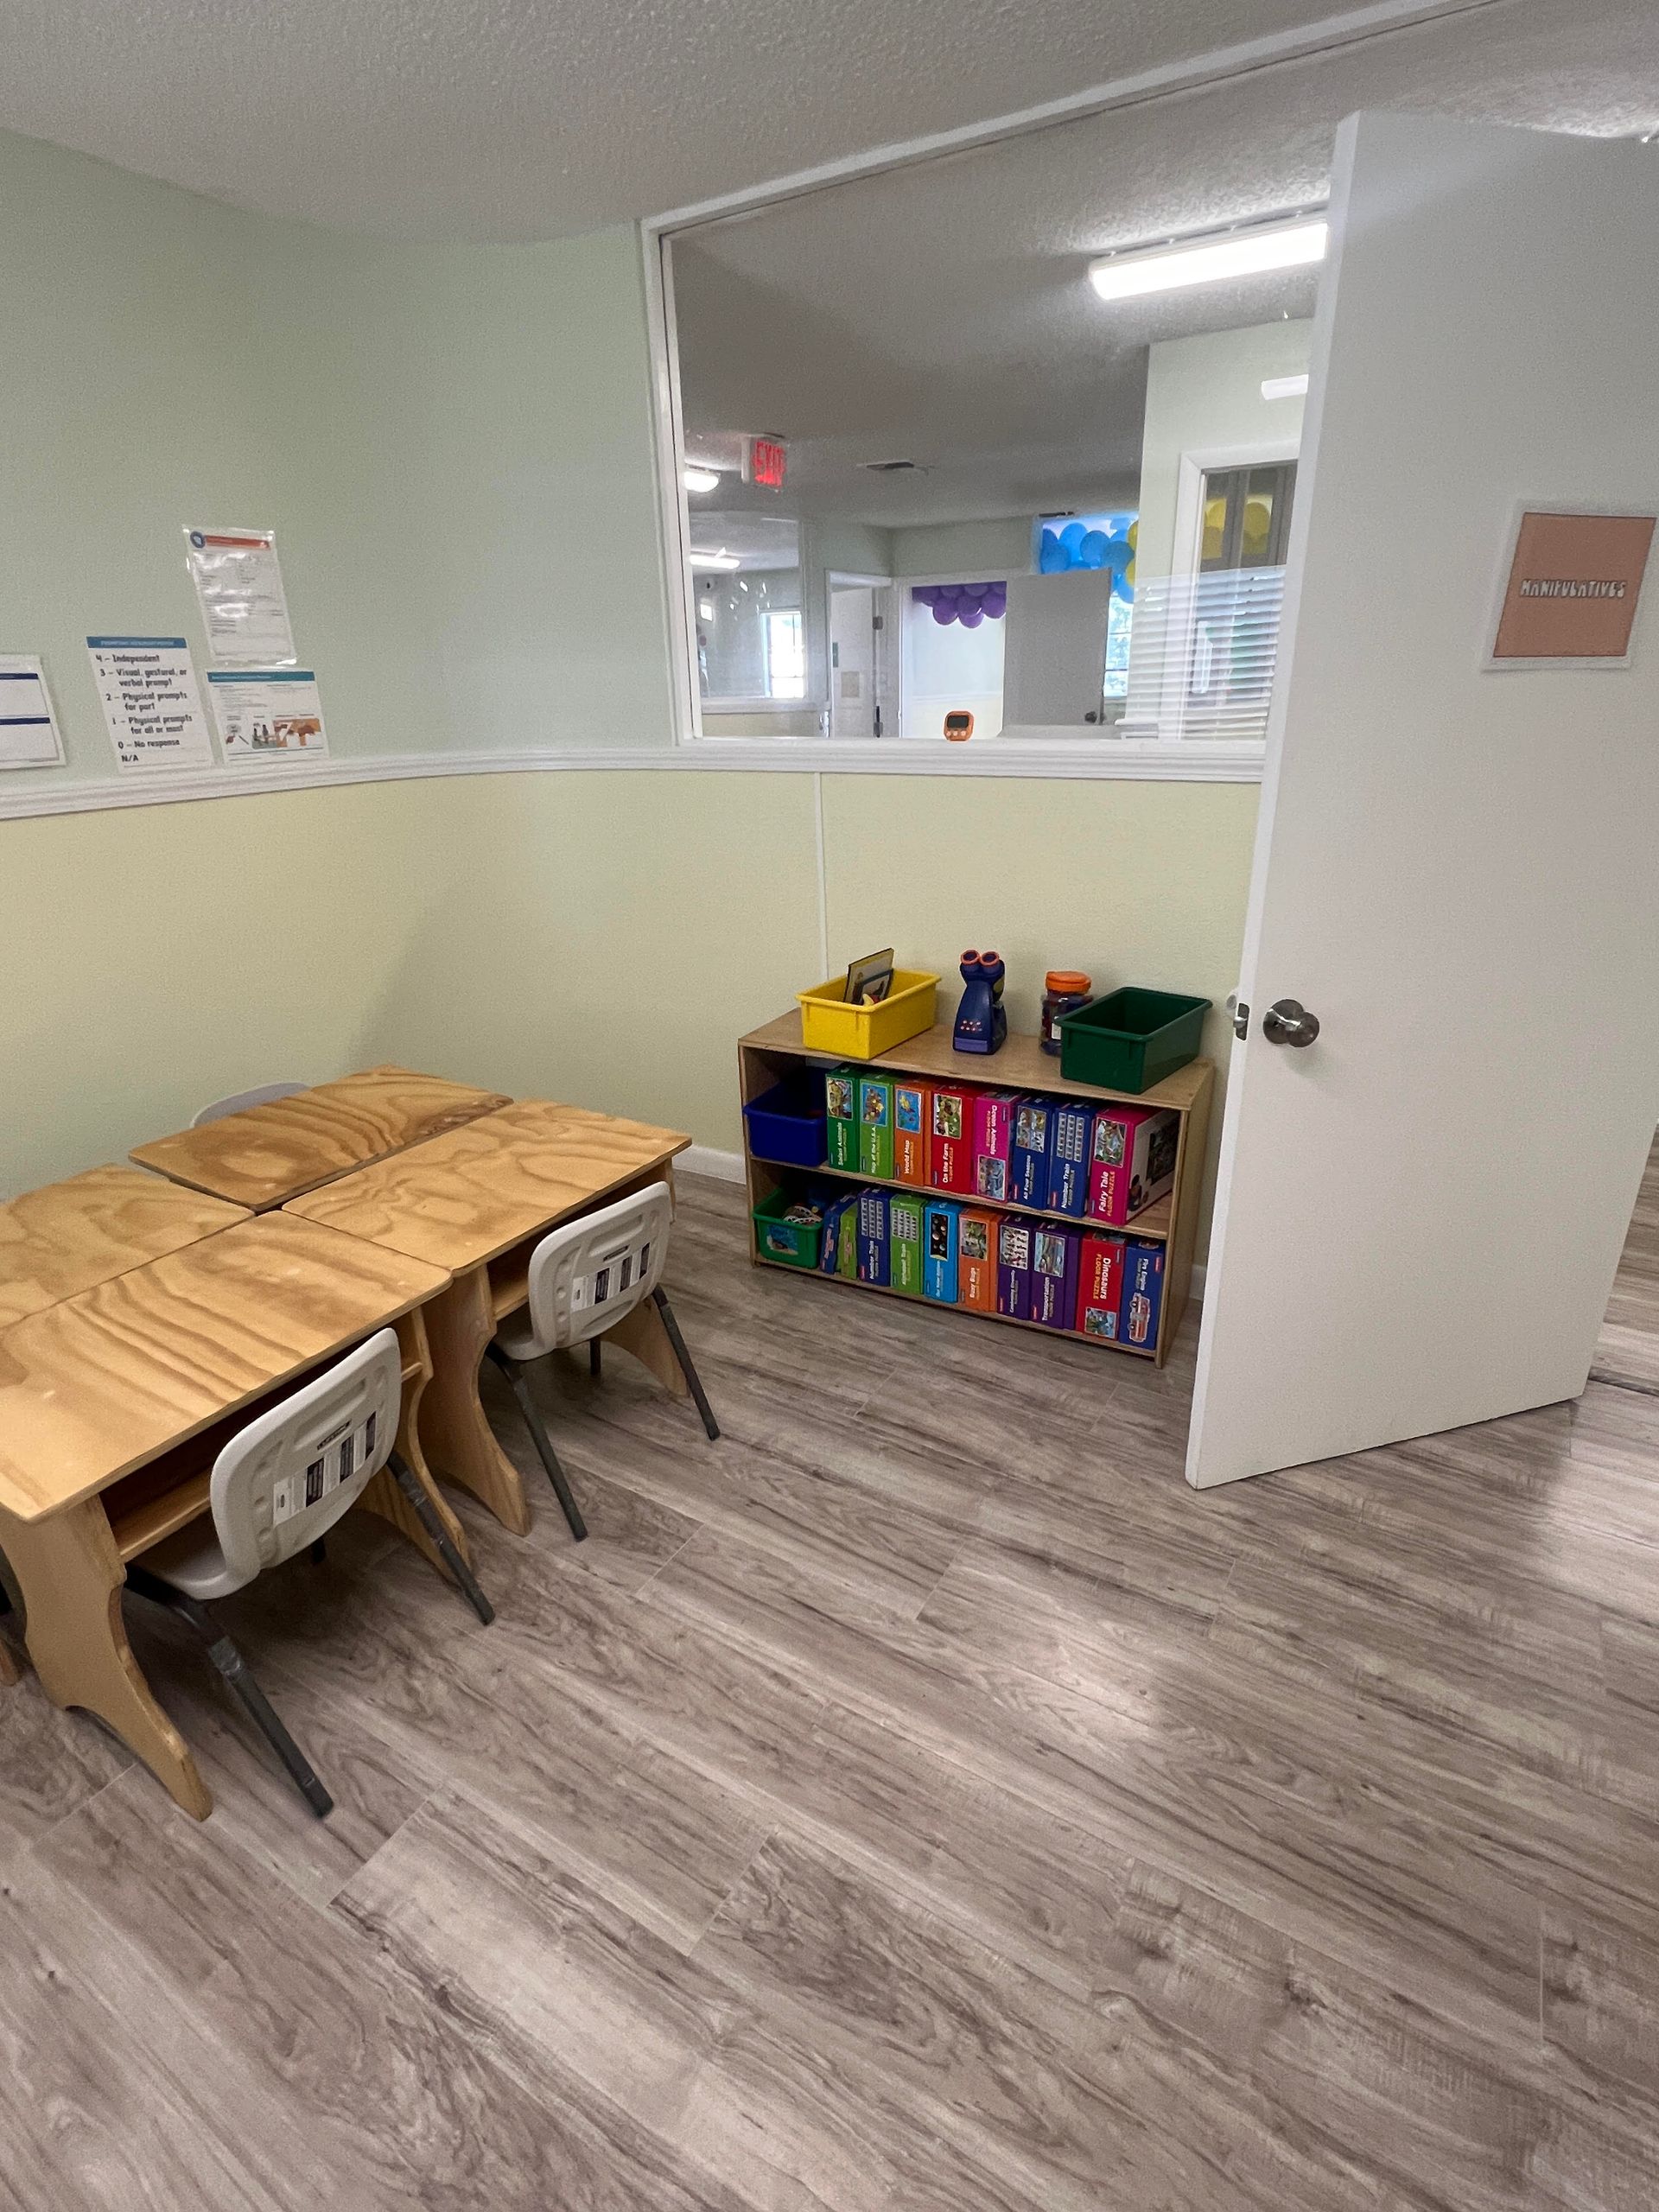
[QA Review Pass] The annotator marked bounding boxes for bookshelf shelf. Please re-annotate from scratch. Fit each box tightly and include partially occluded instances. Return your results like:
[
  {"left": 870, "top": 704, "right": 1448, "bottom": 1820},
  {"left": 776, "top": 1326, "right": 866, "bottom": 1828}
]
[{"left": 738, "top": 1015, "right": 1215, "bottom": 1368}]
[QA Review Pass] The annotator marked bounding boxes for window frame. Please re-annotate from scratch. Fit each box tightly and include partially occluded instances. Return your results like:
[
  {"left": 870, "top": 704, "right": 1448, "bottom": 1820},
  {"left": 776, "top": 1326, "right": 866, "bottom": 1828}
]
[{"left": 628, "top": 18, "right": 1372, "bottom": 784}]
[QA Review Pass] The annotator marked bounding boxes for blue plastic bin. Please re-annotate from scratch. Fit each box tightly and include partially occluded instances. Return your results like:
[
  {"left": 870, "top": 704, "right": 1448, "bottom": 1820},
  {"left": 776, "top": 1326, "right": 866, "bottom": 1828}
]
[{"left": 743, "top": 1077, "right": 829, "bottom": 1168}]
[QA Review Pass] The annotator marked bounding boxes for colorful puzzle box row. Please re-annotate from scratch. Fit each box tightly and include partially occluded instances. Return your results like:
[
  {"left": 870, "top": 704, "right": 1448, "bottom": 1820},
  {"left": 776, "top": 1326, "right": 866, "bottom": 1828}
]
[
  {"left": 820, "top": 1070, "right": 1179, "bottom": 1227},
  {"left": 757, "top": 1179, "right": 1166, "bottom": 1348}
]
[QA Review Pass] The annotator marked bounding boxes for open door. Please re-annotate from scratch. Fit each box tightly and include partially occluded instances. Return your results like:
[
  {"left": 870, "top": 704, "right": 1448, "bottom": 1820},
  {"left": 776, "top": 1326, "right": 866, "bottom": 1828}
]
[{"left": 1188, "top": 111, "right": 1659, "bottom": 1489}]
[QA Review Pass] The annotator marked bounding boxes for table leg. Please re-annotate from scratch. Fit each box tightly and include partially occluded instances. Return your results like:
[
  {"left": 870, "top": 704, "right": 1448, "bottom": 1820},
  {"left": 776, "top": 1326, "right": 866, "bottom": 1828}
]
[
  {"left": 607, "top": 1296, "right": 690, "bottom": 1402},
  {"left": 359, "top": 1306, "right": 477, "bottom": 1578},
  {"left": 0, "top": 1500, "right": 212, "bottom": 1821},
  {"left": 418, "top": 1267, "right": 531, "bottom": 1536}
]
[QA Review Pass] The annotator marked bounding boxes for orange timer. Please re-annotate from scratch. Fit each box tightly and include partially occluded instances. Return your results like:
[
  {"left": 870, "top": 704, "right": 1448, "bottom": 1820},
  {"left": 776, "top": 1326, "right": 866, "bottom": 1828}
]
[{"left": 943, "top": 710, "right": 975, "bottom": 741}]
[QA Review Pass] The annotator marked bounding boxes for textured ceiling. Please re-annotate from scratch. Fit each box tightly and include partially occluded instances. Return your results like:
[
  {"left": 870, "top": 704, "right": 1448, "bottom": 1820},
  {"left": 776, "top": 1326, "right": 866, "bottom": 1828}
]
[
  {"left": 4, "top": 0, "right": 1403, "bottom": 243},
  {"left": 674, "top": 0, "right": 1659, "bottom": 527}
]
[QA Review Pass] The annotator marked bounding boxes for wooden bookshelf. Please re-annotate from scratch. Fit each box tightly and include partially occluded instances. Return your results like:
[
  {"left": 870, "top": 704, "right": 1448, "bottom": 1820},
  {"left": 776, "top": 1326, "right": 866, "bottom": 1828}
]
[{"left": 737, "top": 1014, "right": 1215, "bottom": 1367}]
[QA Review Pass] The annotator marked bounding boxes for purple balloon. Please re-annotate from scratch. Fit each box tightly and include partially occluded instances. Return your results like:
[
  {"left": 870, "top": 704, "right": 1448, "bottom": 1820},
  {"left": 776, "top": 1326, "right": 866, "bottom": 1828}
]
[
  {"left": 932, "top": 601, "right": 957, "bottom": 625},
  {"left": 983, "top": 588, "right": 1007, "bottom": 619},
  {"left": 913, "top": 584, "right": 940, "bottom": 607},
  {"left": 959, "top": 603, "right": 985, "bottom": 629},
  {"left": 960, "top": 582, "right": 988, "bottom": 601}
]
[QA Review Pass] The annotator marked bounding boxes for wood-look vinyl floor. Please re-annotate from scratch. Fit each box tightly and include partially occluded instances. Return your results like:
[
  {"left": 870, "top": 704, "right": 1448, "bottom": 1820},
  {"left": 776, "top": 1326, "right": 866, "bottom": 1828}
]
[{"left": 3, "top": 1166, "right": 1658, "bottom": 2209}]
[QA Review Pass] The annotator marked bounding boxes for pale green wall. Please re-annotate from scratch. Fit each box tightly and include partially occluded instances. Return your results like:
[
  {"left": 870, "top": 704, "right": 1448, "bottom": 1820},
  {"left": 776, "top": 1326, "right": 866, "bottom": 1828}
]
[
  {"left": 0, "top": 128, "right": 1259, "bottom": 1249},
  {"left": 0, "top": 130, "right": 671, "bottom": 792},
  {"left": 891, "top": 518, "right": 1034, "bottom": 577},
  {"left": 1135, "top": 320, "right": 1313, "bottom": 580}
]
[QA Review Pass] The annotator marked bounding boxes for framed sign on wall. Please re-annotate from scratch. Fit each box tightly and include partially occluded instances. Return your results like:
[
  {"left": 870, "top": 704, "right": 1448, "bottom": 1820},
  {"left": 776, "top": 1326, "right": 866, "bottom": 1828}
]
[{"left": 1488, "top": 505, "right": 1656, "bottom": 671}]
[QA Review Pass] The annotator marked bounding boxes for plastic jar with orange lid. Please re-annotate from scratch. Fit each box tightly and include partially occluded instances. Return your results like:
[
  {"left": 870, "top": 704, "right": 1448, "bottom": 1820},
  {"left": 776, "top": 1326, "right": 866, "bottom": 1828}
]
[{"left": 1040, "top": 970, "right": 1093, "bottom": 1055}]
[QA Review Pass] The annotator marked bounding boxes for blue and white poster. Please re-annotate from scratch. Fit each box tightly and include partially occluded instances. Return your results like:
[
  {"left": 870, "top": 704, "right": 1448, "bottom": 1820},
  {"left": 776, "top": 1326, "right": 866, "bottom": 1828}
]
[
  {"left": 207, "top": 668, "right": 328, "bottom": 761},
  {"left": 0, "top": 656, "right": 64, "bottom": 770}
]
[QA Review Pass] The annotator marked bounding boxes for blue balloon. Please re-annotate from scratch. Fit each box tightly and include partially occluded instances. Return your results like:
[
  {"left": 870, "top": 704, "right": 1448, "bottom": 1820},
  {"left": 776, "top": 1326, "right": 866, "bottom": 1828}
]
[
  {"left": 959, "top": 603, "right": 985, "bottom": 628},
  {"left": 1077, "top": 531, "right": 1109, "bottom": 570},
  {"left": 1059, "top": 521, "right": 1087, "bottom": 554},
  {"left": 1039, "top": 539, "right": 1071, "bottom": 574},
  {"left": 1111, "top": 568, "right": 1134, "bottom": 602},
  {"left": 1099, "top": 536, "right": 1128, "bottom": 573}
]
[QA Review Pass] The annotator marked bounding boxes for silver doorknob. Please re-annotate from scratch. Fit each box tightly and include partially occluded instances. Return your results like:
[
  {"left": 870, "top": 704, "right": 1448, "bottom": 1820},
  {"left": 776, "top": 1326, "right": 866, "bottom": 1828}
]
[{"left": 1262, "top": 998, "right": 1320, "bottom": 1047}]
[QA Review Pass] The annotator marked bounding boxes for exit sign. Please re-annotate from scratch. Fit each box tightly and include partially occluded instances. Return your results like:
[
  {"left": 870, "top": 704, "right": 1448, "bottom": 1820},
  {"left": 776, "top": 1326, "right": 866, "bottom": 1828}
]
[{"left": 747, "top": 436, "right": 787, "bottom": 490}]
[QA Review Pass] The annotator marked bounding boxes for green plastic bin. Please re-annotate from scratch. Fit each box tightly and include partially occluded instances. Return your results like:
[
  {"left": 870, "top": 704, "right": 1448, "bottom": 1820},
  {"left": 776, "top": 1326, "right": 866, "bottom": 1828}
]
[
  {"left": 1058, "top": 987, "right": 1212, "bottom": 1094},
  {"left": 753, "top": 1185, "right": 825, "bottom": 1268}
]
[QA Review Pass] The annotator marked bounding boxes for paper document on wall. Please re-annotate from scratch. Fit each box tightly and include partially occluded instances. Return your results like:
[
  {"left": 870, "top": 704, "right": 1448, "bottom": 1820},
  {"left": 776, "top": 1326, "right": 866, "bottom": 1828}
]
[
  {"left": 0, "top": 656, "right": 65, "bottom": 769},
  {"left": 208, "top": 669, "right": 328, "bottom": 760},
  {"left": 86, "top": 637, "right": 214, "bottom": 771},
  {"left": 183, "top": 525, "right": 296, "bottom": 665}
]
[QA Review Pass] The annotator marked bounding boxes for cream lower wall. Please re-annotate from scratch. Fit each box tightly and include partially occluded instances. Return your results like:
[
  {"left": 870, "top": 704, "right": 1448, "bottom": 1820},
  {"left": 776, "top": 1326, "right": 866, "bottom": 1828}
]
[{"left": 2, "top": 772, "right": 1256, "bottom": 1243}]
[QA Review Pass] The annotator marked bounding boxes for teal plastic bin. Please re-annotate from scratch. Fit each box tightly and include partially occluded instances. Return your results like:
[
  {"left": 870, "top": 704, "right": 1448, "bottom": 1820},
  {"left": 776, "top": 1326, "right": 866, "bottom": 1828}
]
[
  {"left": 1058, "top": 987, "right": 1211, "bottom": 1094},
  {"left": 752, "top": 1185, "right": 824, "bottom": 1268}
]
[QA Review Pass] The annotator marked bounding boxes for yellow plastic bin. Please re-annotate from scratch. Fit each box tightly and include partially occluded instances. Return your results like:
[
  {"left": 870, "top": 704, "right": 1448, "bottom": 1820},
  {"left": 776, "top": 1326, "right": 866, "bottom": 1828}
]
[{"left": 796, "top": 969, "right": 940, "bottom": 1059}]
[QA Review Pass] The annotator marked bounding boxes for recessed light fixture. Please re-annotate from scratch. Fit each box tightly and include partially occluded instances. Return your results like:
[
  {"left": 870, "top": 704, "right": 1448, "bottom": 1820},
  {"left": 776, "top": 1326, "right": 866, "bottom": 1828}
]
[
  {"left": 683, "top": 465, "right": 721, "bottom": 494},
  {"left": 1090, "top": 215, "right": 1327, "bottom": 302},
  {"left": 690, "top": 549, "right": 741, "bottom": 570},
  {"left": 1261, "top": 373, "right": 1311, "bottom": 401}
]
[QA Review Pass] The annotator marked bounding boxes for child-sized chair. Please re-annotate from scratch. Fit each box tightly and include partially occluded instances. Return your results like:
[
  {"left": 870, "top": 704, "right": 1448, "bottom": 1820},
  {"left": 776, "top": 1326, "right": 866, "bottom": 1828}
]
[
  {"left": 486, "top": 1181, "right": 719, "bottom": 1543},
  {"left": 124, "top": 1328, "right": 493, "bottom": 1817}
]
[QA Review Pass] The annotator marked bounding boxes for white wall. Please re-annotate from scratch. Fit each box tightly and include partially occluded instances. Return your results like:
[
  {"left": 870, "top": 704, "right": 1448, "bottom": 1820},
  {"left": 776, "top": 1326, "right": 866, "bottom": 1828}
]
[
  {"left": 903, "top": 594, "right": 1006, "bottom": 738},
  {"left": 1135, "top": 321, "right": 1314, "bottom": 580}
]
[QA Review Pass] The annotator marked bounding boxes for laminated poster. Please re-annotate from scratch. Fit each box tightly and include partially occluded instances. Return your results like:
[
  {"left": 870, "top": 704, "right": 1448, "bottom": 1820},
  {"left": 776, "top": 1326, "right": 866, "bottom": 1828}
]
[
  {"left": 86, "top": 637, "right": 214, "bottom": 772},
  {"left": 208, "top": 669, "right": 328, "bottom": 761},
  {"left": 183, "top": 525, "right": 296, "bottom": 666},
  {"left": 0, "top": 655, "right": 65, "bottom": 769}
]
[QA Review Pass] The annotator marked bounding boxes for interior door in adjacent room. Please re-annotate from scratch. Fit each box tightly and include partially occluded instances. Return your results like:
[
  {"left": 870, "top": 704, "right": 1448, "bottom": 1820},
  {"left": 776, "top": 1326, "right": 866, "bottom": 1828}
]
[{"left": 1187, "top": 111, "right": 1659, "bottom": 1489}]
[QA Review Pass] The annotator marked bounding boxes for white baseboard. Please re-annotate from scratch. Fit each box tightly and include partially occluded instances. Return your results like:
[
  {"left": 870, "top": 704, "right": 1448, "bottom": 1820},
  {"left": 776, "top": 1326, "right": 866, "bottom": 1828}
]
[{"left": 680, "top": 1144, "right": 747, "bottom": 1185}]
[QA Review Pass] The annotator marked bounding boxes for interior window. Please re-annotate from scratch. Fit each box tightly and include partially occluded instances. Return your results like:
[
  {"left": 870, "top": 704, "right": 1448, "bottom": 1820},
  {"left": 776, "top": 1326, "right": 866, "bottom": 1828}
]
[{"left": 661, "top": 92, "right": 1317, "bottom": 752}]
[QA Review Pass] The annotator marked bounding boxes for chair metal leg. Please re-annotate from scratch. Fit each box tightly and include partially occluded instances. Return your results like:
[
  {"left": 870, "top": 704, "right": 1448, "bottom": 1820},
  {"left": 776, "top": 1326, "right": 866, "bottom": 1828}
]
[
  {"left": 589, "top": 1338, "right": 602, "bottom": 1379},
  {"left": 386, "top": 1454, "right": 496, "bottom": 1624},
  {"left": 650, "top": 1287, "right": 721, "bottom": 1440},
  {"left": 484, "top": 1344, "right": 588, "bottom": 1541},
  {"left": 124, "top": 1567, "right": 334, "bottom": 1819},
  {"left": 308, "top": 1537, "right": 327, "bottom": 1566}
]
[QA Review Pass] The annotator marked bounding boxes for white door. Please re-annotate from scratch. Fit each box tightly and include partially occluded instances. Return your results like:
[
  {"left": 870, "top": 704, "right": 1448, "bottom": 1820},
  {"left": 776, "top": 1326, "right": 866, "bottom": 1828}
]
[
  {"left": 830, "top": 586, "right": 876, "bottom": 738},
  {"left": 1188, "top": 111, "right": 1659, "bottom": 1490},
  {"left": 1003, "top": 570, "right": 1111, "bottom": 727}
]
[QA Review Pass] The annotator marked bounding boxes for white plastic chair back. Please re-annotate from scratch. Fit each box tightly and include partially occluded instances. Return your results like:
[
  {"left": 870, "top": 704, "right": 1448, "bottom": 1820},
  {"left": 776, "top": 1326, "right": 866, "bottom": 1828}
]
[
  {"left": 192, "top": 1081, "right": 307, "bottom": 1128},
  {"left": 520, "top": 1182, "right": 673, "bottom": 1357},
  {"left": 209, "top": 1327, "right": 402, "bottom": 1586}
]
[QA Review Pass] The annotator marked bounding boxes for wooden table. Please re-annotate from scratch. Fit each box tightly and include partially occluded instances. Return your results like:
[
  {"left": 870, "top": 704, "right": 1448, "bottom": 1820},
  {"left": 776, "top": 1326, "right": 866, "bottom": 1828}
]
[
  {"left": 0, "top": 1214, "right": 454, "bottom": 1818},
  {"left": 0, "top": 1166, "right": 249, "bottom": 1329},
  {"left": 285, "top": 1099, "right": 691, "bottom": 1535},
  {"left": 129, "top": 1065, "right": 512, "bottom": 1211}
]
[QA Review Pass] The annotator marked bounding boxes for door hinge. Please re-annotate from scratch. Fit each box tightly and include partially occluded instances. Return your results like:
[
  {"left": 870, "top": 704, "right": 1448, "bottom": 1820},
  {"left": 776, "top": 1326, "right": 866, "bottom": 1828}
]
[{"left": 1232, "top": 999, "right": 1249, "bottom": 1040}]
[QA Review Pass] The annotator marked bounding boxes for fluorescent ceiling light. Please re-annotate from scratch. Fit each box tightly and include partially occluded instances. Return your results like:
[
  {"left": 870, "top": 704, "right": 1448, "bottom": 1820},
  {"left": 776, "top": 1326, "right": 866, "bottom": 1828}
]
[
  {"left": 1090, "top": 217, "right": 1326, "bottom": 302},
  {"left": 1261, "top": 373, "right": 1311, "bottom": 401},
  {"left": 690, "top": 549, "right": 741, "bottom": 570},
  {"left": 683, "top": 465, "right": 721, "bottom": 494}
]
